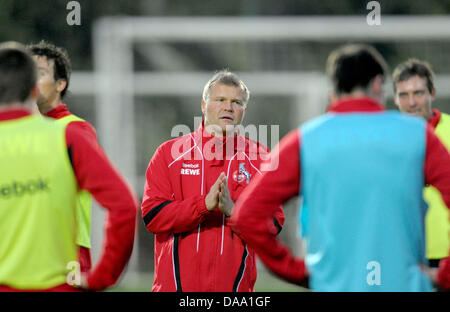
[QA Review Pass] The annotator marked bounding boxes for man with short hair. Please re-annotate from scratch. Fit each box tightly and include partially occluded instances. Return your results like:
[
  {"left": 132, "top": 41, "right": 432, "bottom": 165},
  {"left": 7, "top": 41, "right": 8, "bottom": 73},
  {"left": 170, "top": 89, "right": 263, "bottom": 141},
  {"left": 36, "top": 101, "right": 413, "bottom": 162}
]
[
  {"left": 0, "top": 42, "right": 137, "bottom": 291},
  {"left": 393, "top": 58, "right": 450, "bottom": 270},
  {"left": 232, "top": 44, "right": 450, "bottom": 291},
  {"left": 27, "top": 40, "right": 97, "bottom": 272},
  {"left": 141, "top": 70, "right": 284, "bottom": 291}
]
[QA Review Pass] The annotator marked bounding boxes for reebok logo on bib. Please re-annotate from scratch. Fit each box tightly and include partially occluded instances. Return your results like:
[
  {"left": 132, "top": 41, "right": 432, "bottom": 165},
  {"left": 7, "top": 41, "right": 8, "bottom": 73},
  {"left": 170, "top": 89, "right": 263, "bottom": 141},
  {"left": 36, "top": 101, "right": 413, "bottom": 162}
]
[{"left": 0, "top": 177, "right": 50, "bottom": 199}]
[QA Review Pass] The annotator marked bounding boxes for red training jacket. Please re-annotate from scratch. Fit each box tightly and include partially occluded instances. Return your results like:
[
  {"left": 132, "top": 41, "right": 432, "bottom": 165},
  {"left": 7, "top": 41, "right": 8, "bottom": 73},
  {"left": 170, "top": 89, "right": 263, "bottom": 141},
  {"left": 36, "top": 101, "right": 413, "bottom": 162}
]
[{"left": 141, "top": 122, "right": 284, "bottom": 292}]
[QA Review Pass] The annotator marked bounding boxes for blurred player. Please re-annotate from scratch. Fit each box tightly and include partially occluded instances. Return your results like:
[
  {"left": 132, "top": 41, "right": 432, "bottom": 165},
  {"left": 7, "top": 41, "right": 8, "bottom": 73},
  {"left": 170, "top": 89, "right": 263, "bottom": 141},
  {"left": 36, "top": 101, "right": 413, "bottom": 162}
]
[
  {"left": 231, "top": 44, "right": 450, "bottom": 291},
  {"left": 393, "top": 59, "right": 450, "bottom": 270},
  {"left": 141, "top": 70, "right": 284, "bottom": 291},
  {"left": 27, "top": 40, "right": 97, "bottom": 273},
  {"left": 0, "top": 42, "right": 137, "bottom": 291}
]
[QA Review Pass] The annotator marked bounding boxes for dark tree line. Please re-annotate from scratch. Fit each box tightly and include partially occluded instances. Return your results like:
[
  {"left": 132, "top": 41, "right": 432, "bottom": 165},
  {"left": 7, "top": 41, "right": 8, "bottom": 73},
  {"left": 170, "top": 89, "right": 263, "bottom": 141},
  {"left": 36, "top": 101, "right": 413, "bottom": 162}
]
[{"left": 1, "top": 0, "right": 449, "bottom": 70}]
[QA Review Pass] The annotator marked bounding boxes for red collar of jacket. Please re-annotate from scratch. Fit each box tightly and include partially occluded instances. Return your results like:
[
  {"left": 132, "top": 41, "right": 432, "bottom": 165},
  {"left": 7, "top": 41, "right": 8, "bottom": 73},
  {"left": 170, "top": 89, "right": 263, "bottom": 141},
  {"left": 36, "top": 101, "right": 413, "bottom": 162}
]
[
  {"left": 191, "top": 121, "right": 252, "bottom": 166},
  {"left": 0, "top": 108, "right": 32, "bottom": 121},
  {"left": 192, "top": 120, "right": 248, "bottom": 153},
  {"left": 45, "top": 104, "right": 71, "bottom": 119},
  {"left": 428, "top": 108, "right": 441, "bottom": 129},
  {"left": 327, "top": 97, "right": 385, "bottom": 113}
]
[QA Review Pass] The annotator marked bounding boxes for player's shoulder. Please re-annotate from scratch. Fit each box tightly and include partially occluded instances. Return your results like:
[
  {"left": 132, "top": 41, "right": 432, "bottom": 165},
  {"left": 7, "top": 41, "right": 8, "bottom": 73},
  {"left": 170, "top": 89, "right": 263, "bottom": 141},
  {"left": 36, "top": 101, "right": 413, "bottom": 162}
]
[
  {"left": 64, "top": 113, "right": 94, "bottom": 126},
  {"left": 440, "top": 112, "right": 450, "bottom": 122},
  {"left": 67, "top": 117, "right": 94, "bottom": 129},
  {"left": 64, "top": 116, "right": 97, "bottom": 141},
  {"left": 36, "top": 115, "right": 67, "bottom": 133},
  {"left": 386, "top": 110, "right": 427, "bottom": 129}
]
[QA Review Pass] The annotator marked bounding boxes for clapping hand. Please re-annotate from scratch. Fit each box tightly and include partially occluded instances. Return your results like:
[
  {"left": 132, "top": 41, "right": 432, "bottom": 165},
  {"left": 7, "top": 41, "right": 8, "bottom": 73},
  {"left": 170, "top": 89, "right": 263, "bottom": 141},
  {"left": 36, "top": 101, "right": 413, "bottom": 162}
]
[{"left": 218, "top": 176, "right": 234, "bottom": 217}]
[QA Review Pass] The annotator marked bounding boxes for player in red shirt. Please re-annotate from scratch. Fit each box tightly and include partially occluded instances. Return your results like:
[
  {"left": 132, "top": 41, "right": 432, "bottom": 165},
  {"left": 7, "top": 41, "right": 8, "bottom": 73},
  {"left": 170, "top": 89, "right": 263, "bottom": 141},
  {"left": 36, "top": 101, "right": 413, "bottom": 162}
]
[
  {"left": 141, "top": 70, "right": 284, "bottom": 291},
  {"left": 393, "top": 59, "right": 450, "bottom": 273},
  {"left": 27, "top": 41, "right": 97, "bottom": 273}
]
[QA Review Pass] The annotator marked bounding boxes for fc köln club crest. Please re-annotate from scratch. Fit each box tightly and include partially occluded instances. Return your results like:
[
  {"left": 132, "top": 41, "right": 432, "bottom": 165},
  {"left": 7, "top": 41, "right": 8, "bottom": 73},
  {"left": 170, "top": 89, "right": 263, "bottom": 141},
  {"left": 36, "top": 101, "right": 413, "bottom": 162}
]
[{"left": 233, "top": 163, "right": 251, "bottom": 184}]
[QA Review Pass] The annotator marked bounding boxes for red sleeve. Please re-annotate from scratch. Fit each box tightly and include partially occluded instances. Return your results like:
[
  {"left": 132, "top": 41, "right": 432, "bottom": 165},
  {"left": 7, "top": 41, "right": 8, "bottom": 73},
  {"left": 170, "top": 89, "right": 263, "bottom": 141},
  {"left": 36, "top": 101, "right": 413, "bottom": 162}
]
[
  {"left": 257, "top": 142, "right": 285, "bottom": 234},
  {"left": 65, "top": 123, "right": 138, "bottom": 291},
  {"left": 141, "top": 143, "right": 210, "bottom": 234},
  {"left": 424, "top": 125, "right": 450, "bottom": 207},
  {"left": 68, "top": 120, "right": 98, "bottom": 143},
  {"left": 438, "top": 257, "right": 450, "bottom": 289},
  {"left": 424, "top": 125, "right": 450, "bottom": 290},
  {"left": 231, "top": 129, "right": 306, "bottom": 285}
]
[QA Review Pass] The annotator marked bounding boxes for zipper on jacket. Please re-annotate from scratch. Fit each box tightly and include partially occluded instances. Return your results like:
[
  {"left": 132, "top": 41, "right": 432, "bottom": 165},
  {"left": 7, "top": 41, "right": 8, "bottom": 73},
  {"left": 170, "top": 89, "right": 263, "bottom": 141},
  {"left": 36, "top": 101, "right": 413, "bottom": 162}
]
[{"left": 190, "top": 133, "right": 204, "bottom": 254}]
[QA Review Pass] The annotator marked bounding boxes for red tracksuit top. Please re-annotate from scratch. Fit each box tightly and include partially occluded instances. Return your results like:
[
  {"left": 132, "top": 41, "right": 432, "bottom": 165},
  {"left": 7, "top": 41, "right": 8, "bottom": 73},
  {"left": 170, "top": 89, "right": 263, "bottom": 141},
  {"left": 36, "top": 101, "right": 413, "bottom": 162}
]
[{"left": 141, "top": 123, "right": 285, "bottom": 292}]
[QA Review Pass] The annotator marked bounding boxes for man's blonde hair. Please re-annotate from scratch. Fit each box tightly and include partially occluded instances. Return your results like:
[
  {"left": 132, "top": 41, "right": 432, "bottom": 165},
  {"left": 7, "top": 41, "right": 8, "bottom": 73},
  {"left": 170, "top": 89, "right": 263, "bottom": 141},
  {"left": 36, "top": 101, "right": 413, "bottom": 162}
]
[{"left": 202, "top": 70, "right": 250, "bottom": 106}]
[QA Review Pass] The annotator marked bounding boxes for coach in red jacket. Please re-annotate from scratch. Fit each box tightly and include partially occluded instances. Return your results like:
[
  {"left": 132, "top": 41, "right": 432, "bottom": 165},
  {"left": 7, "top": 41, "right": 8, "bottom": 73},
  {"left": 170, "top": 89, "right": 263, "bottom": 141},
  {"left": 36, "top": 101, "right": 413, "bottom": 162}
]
[{"left": 141, "top": 70, "right": 284, "bottom": 292}]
